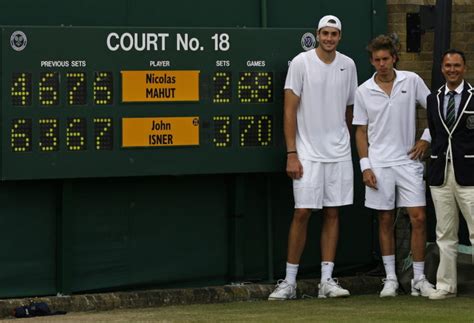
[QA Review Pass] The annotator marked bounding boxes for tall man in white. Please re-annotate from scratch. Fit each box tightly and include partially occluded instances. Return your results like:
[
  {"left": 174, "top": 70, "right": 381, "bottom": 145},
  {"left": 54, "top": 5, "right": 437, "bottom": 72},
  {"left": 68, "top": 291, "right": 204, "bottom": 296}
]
[
  {"left": 268, "top": 15, "right": 357, "bottom": 300},
  {"left": 353, "top": 35, "right": 435, "bottom": 297}
]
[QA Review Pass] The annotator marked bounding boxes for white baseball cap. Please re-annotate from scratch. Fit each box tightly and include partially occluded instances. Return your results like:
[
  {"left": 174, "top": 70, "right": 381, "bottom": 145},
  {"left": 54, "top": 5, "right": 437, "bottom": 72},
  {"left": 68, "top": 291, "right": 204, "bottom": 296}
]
[{"left": 317, "top": 15, "right": 342, "bottom": 32}]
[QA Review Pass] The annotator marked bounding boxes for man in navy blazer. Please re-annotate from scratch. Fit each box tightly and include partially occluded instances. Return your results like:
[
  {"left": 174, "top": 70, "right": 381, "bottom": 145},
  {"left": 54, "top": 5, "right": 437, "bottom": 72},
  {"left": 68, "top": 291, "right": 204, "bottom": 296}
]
[{"left": 427, "top": 49, "right": 474, "bottom": 300}]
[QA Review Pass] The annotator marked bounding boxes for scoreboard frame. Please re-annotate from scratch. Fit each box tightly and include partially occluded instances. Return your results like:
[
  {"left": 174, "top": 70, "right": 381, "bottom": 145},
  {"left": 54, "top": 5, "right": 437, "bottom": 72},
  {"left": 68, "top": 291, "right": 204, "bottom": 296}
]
[{"left": 2, "top": 27, "right": 314, "bottom": 180}]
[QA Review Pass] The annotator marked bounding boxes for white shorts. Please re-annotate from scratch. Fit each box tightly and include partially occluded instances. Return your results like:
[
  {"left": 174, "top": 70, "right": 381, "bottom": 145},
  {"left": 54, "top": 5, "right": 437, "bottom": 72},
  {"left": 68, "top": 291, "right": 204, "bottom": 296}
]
[
  {"left": 293, "top": 159, "right": 353, "bottom": 209},
  {"left": 365, "top": 162, "right": 426, "bottom": 210}
]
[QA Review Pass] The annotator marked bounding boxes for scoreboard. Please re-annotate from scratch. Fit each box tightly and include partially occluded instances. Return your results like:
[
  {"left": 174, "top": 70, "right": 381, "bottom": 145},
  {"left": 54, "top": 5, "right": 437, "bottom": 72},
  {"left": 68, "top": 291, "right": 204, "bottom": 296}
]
[{"left": 2, "top": 27, "right": 314, "bottom": 180}]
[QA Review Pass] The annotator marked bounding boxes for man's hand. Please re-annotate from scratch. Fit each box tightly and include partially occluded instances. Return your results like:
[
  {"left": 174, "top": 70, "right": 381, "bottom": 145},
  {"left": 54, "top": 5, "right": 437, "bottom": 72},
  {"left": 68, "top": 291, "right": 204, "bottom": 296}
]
[
  {"left": 408, "top": 139, "right": 429, "bottom": 160},
  {"left": 362, "top": 169, "right": 377, "bottom": 190},
  {"left": 286, "top": 154, "right": 303, "bottom": 179}
]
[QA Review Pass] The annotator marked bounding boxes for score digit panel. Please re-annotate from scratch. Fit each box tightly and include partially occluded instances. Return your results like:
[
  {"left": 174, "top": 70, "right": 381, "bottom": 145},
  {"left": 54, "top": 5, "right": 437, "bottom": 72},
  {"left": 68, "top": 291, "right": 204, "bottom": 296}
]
[{"left": 1, "top": 27, "right": 313, "bottom": 180}]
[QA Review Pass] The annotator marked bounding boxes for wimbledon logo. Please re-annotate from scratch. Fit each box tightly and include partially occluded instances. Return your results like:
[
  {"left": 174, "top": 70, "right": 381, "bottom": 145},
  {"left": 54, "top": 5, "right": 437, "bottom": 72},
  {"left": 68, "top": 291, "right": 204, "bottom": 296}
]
[
  {"left": 301, "top": 32, "right": 315, "bottom": 51},
  {"left": 10, "top": 31, "right": 27, "bottom": 51}
]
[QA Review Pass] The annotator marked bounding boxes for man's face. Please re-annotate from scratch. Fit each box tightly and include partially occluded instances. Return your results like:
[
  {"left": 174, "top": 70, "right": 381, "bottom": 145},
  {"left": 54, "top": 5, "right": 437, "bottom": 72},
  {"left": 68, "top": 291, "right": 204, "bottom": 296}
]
[
  {"left": 317, "top": 27, "right": 341, "bottom": 52},
  {"left": 370, "top": 49, "right": 396, "bottom": 77},
  {"left": 441, "top": 53, "right": 466, "bottom": 87}
]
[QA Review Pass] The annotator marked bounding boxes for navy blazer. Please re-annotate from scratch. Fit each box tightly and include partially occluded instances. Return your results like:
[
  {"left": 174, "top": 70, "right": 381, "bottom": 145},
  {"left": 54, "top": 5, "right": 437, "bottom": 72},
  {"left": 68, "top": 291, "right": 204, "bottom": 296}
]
[{"left": 427, "top": 82, "right": 474, "bottom": 186}]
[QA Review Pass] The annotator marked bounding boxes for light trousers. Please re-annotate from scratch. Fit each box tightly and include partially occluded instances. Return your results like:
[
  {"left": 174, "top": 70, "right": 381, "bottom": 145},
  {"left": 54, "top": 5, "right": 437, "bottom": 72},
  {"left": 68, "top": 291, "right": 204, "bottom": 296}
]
[{"left": 430, "top": 162, "right": 474, "bottom": 293}]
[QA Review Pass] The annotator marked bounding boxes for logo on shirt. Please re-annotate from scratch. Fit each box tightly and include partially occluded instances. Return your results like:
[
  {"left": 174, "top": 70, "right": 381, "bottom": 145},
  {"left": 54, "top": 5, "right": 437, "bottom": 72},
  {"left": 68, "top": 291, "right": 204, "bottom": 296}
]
[
  {"left": 340, "top": 68, "right": 345, "bottom": 71},
  {"left": 300, "top": 32, "right": 316, "bottom": 51},
  {"left": 402, "top": 90, "right": 407, "bottom": 93},
  {"left": 467, "top": 115, "right": 474, "bottom": 129}
]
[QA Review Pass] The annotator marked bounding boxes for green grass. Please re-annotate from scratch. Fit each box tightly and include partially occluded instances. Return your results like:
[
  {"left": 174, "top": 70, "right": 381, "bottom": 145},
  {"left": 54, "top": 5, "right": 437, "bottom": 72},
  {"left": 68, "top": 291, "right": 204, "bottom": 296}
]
[{"left": 6, "top": 295, "right": 474, "bottom": 322}]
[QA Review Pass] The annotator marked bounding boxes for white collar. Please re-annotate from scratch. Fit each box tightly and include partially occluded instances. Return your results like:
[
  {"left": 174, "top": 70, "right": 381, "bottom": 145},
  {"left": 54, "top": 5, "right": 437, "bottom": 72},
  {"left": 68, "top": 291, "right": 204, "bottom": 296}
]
[
  {"left": 444, "top": 81, "right": 464, "bottom": 95},
  {"left": 367, "top": 68, "right": 405, "bottom": 90}
]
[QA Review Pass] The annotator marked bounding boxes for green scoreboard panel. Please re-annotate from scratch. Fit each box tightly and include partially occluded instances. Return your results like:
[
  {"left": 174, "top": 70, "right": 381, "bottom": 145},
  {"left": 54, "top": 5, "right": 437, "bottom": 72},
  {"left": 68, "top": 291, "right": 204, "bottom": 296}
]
[{"left": 2, "top": 27, "right": 314, "bottom": 180}]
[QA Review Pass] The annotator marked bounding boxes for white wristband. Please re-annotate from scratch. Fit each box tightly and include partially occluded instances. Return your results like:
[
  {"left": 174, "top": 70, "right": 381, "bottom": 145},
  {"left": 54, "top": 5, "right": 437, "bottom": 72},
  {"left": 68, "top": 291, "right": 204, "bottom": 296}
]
[
  {"left": 420, "top": 128, "right": 431, "bottom": 143},
  {"left": 360, "top": 157, "right": 372, "bottom": 172}
]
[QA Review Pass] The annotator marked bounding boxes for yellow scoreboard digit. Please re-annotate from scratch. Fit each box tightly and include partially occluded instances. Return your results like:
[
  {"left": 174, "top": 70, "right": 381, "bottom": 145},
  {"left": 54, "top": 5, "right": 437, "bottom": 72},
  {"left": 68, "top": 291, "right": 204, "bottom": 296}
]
[
  {"left": 39, "top": 118, "right": 59, "bottom": 151},
  {"left": 212, "top": 72, "right": 232, "bottom": 103},
  {"left": 66, "top": 118, "right": 87, "bottom": 151},
  {"left": 93, "top": 72, "right": 113, "bottom": 105},
  {"left": 67, "top": 72, "right": 87, "bottom": 105},
  {"left": 213, "top": 116, "right": 231, "bottom": 147},
  {"left": 238, "top": 72, "right": 273, "bottom": 103},
  {"left": 11, "top": 72, "right": 32, "bottom": 106},
  {"left": 11, "top": 119, "right": 32, "bottom": 152},
  {"left": 39, "top": 72, "right": 59, "bottom": 106},
  {"left": 238, "top": 115, "right": 272, "bottom": 147},
  {"left": 94, "top": 118, "right": 113, "bottom": 150}
]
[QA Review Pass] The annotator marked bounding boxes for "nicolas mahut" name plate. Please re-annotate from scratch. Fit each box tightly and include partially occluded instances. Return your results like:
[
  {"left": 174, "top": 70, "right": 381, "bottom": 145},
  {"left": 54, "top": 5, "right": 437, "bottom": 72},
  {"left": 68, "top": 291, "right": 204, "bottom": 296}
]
[{"left": 121, "top": 70, "right": 200, "bottom": 102}]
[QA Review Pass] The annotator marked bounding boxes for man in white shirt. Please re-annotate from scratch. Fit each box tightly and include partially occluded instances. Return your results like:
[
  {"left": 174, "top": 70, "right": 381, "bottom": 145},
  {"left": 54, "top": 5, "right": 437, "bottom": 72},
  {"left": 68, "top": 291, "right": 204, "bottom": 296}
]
[
  {"left": 353, "top": 34, "right": 435, "bottom": 298},
  {"left": 268, "top": 15, "right": 357, "bottom": 300}
]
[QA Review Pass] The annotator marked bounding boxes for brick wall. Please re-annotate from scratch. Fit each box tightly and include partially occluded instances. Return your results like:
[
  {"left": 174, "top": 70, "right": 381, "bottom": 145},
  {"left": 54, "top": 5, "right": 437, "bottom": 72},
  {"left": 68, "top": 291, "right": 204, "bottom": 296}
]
[{"left": 386, "top": 0, "right": 474, "bottom": 136}]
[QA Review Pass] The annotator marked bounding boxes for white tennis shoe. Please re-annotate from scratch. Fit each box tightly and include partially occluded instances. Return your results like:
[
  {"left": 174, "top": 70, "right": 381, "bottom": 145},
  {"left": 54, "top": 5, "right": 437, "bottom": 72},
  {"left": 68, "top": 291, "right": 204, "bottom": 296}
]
[
  {"left": 268, "top": 280, "right": 296, "bottom": 300},
  {"left": 411, "top": 277, "right": 436, "bottom": 297},
  {"left": 318, "top": 278, "right": 350, "bottom": 298},
  {"left": 380, "top": 278, "right": 398, "bottom": 297}
]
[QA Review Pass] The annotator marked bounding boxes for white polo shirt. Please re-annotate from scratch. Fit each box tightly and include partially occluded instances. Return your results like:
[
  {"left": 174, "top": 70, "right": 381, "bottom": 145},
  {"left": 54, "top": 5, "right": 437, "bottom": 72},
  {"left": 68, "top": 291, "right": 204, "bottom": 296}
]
[
  {"left": 353, "top": 70, "right": 430, "bottom": 167},
  {"left": 285, "top": 50, "right": 358, "bottom": 162}
]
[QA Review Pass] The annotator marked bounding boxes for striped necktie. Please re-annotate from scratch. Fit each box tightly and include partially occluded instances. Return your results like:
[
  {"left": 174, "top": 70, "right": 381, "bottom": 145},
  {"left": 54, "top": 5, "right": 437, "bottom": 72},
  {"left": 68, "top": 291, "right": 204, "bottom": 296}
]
[{"left": 446, "top": 91, "right": 456, "bottom": 130}]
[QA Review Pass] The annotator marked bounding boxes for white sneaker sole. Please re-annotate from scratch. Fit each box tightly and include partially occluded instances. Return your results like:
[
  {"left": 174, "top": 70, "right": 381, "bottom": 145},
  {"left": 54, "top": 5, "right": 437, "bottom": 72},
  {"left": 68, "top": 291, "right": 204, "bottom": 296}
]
[
  {"left": 268, "top": 296, "right": 296, "bottom": 301},
  {"left": 411, "top": 290, "right": 433, "bottom": 297},
  {"left": 318, "top": 293, "right": 350, "bottom": 299},
  {"left": 429, "top": 294, "right": 456, "bottom": 300},
  {"left": 411, "top": 291, "right": 421, "bottom": 297}
]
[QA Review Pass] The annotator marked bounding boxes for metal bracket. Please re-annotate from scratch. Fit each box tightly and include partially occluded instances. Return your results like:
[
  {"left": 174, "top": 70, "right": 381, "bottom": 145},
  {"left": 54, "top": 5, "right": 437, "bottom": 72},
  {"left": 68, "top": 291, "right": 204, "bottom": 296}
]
[
  {"left": 406, "top": 5, "right": 435, "bottom": 52},
  {"left": 420, "top": 5, "right": 436, "bottom": 31}
]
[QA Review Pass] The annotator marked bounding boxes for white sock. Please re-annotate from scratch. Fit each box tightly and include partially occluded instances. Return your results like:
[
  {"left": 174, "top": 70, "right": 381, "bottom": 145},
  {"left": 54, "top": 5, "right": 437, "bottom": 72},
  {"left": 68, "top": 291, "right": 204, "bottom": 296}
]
[
  {"left": 284, "top": 262, "right": 299, "bottom": 285},
  {"left": 413, "top": 261, "right": 425, "bottom": 281},
  {"left": 382, "top": 255, "right": 397, "bottom": 279},
  {"left": 321, "top": 261, "right": 334, "bottom": 282}
]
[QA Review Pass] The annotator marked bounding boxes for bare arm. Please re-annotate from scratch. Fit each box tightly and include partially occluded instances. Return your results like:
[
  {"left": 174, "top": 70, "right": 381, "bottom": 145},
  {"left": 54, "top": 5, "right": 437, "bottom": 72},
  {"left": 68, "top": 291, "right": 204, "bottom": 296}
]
[
  {"left": 284, "top": 89, "right": 303, "bottom": 179},
  {"left": 346, "top": 105, "right": 354, "bottom": 135},
  {"left": 355, "top": 125, "right": 377, "bottom": 189},
  {"left": 408, "top": 79, "right": 431, "bottom": 160},
  {"left": 355, "top": 125, "right": 369, "bottom": 159}
]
